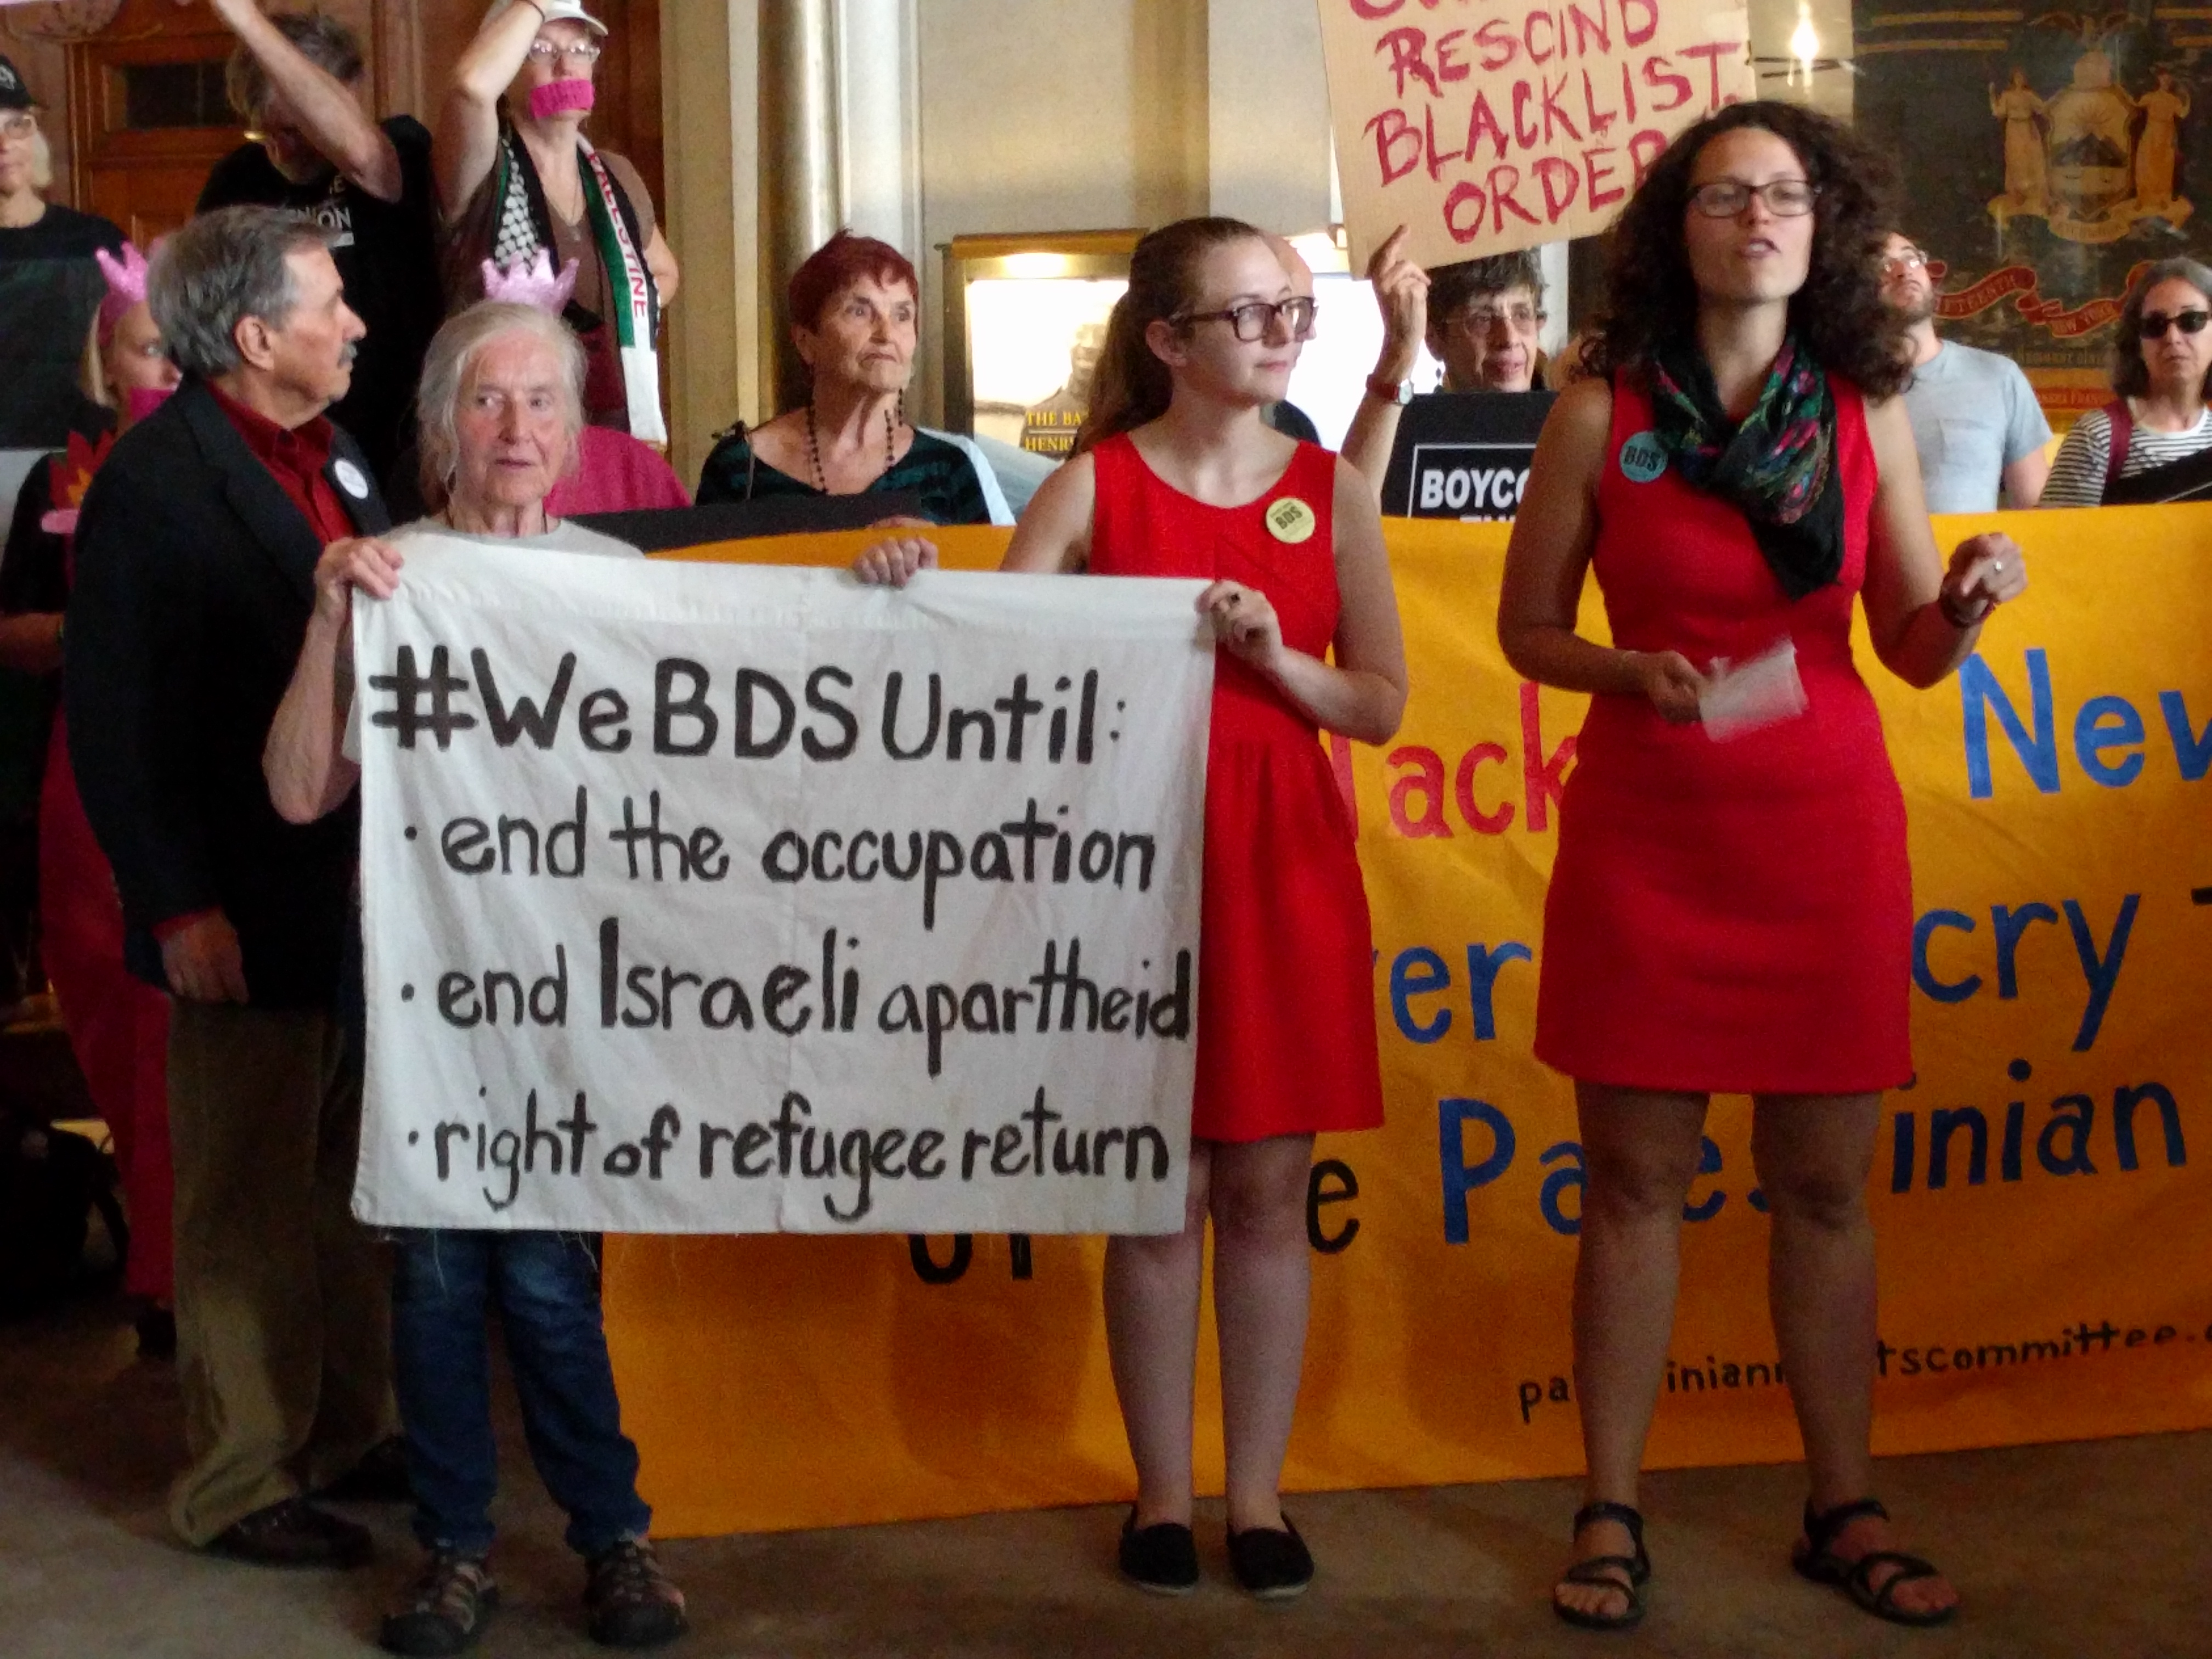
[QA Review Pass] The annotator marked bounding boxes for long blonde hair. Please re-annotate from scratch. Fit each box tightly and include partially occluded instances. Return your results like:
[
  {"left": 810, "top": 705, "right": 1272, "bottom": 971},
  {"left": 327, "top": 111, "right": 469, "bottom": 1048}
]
[{"left": 1074, "top": 216, "right": 1265, "bottom": 456}]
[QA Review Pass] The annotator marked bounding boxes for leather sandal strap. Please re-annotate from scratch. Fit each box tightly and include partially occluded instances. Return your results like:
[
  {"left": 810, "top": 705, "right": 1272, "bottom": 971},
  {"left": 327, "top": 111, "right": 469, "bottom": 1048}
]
[
  {"left": 1849, "top": 1550, "right": 1943, "bottom": 1607},
  {"left": 1803, "top": 1496, "right": 1889, "bottom": 1556},
  {"left": 1572, "top": 1501, "right": 1645, "bottom": 1548},
  {"left": 1562, "top": 1555, "right": 1640, "bottom": 1584}
]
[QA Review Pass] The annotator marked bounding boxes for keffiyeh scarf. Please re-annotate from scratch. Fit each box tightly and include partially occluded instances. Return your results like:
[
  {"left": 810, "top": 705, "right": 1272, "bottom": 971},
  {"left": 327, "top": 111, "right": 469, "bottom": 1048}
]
[{"left": 490, "top": 125, "right": 664, "bottom": 443}]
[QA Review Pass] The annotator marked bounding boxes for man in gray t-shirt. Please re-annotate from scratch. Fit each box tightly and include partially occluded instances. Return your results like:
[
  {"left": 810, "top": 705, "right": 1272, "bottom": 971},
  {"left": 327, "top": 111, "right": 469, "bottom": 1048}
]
[{"left": 1882, "top": 233, "right": 2052, "bottom": 512}]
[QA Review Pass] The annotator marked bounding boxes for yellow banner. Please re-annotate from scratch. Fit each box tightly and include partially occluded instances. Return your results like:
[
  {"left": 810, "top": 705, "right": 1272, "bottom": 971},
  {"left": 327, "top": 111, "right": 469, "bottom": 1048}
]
[{"left": 608, "top": 509, "right": 2212, "bottom": 1536}]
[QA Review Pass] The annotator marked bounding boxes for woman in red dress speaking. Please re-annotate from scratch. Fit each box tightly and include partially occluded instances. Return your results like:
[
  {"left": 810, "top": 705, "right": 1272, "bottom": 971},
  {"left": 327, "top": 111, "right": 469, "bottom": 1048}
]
[
  {"left": 861, "top": 217, "right": 1406, "bottom": 1599},
  {"left": 1500, "top": 104, "right": 2025, "bottom": 1633}
]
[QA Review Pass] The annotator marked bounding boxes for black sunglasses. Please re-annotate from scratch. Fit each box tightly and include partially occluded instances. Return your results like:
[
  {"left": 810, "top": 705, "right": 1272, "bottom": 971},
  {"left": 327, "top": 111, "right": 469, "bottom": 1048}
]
[{"left": 2139, "top": 308, "right": 2211, "bottom": 340}]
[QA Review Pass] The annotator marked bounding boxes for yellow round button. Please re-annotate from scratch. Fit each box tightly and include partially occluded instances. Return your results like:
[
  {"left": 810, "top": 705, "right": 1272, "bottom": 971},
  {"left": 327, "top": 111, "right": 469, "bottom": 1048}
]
[{"left": 1265, "top": 496, "right": 1317, "bottom": 544}]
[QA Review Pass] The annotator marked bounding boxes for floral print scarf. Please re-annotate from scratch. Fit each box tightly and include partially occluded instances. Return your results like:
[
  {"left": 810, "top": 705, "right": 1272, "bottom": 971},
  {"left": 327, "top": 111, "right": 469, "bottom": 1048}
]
[{"left": 1649, "top": 334, "right": 1843, "bottom": 601}]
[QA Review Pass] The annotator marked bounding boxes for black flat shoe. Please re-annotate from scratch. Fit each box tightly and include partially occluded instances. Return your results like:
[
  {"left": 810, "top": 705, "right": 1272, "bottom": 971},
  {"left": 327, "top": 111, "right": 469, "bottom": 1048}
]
[
  {"left": 208, "top": 1497, "right": 374, "bottom": 1570},
  {"left": 1553, "top": 1500, "right": 1650, "bottom": 1632},
  {"left": 1118, "top": 1509, "right": 1198, "bottom": 1595},
  {"left": 1227, "top": 1516, "right": 1313, "bottom": 1600}
]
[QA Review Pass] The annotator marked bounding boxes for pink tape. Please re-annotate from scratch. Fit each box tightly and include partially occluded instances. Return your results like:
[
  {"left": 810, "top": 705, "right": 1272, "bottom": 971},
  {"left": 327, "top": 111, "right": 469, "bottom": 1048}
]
[
  {"left": 528, "top": 77, "right": 596, "bottom": 120},
  {"left": 126, "top": 385, "right": 174, "bottom": 426}
]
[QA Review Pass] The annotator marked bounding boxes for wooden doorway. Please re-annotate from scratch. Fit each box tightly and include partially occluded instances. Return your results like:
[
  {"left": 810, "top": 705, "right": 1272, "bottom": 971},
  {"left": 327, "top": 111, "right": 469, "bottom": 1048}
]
[{"left": 65, "top": 1, "right": 242, "bottom": 246}]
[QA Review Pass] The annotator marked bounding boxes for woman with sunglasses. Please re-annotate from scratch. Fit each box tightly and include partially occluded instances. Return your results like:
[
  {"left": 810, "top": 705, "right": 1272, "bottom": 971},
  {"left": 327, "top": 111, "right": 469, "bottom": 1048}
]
[
  {"left": 2041, "top": 258, "right": 2212, "bottom": 505},
  {"left": 858, "top": 216, "right": 1407, "bottom": 1600},
  {"left": 1501, "top": 103, "right": 2023, "bottom": 1633},
  {"left": 438, "top": 0, "right": 679, "bottom": 443}
]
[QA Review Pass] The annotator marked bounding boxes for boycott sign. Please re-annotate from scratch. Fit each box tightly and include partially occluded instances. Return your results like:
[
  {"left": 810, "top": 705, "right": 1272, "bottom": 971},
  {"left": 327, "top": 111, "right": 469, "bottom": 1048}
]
[
  {"left": 351, "top": 538, "right": 1214, "bottom": 1235},
  {"left": 1317, "top": 0, "right": 1755, "bottom": 269}
]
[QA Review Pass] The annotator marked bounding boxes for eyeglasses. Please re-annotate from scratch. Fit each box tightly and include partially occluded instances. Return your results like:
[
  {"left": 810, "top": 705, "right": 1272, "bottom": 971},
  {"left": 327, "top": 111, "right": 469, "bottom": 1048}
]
[
  {"left": 0, "top": 114, "right": 36, "bottom": 144},
  {"left": 1454, "top": 302, "right": 1545, "bottom": 335},
  {"left": 1178, "top": 296, "right": 1318, "bottom": 342},
  {"left": 1688, "top": 178, "right": 1820, "bottom": 218},
  {"left": 2139, "top": 308, "right": 2211, "bottom": 340},
  {"left": 1883, "top": 246, "right": 1927, "bottom": 274},
  {"left": 527, "top": 39, "right": 604, "bottom": 63}
]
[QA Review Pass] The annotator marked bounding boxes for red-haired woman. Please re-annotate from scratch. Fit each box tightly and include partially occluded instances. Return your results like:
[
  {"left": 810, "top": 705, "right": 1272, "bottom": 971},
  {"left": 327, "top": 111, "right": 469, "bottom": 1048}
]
[
  {"left": 697, "top": 229, "right": 992, "bottom": 524},
  {"left": 860, "top": 217, "right": 1406, "bottom": 1599}
]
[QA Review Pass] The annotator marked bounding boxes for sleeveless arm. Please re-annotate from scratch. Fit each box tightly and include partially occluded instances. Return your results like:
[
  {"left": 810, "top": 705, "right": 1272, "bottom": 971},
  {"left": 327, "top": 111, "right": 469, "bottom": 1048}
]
[
  {"left": 1862, "top": 393, "right": 2023, "bottom": 688},
  {"left": 1000, "top": 452, "right": 1094, "bottom": 572},
  {"left": 1497, "top": 379, "right": 1688, "bottom": 706}
]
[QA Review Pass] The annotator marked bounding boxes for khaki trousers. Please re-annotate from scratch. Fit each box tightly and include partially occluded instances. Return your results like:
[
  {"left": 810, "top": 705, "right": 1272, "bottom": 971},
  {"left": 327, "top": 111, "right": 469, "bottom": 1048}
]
[{"left": 166, "top": 999, "right": 397, "bottom": 1544}]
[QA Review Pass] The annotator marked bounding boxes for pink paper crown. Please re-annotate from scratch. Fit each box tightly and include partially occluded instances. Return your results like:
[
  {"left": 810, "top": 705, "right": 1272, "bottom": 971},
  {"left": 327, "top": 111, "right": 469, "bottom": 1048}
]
[
  {"left": 93, "top": 241, "right": 153, "bottom": 344},
  {"left": 480, "top": 249, "right": 579, "bottom": 315}
]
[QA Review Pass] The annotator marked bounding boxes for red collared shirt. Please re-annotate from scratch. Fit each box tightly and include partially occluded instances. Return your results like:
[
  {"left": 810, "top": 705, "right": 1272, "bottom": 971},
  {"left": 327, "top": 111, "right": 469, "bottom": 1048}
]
[{"left": 208, "top": 383, "right": 356, "bottom": 547}]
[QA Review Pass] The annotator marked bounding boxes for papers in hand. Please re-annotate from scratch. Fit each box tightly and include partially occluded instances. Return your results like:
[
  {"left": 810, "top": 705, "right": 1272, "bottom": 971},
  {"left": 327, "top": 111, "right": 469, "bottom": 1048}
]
[{"left": 1699, "top": 637, "right": 1808, "bottom": 742}]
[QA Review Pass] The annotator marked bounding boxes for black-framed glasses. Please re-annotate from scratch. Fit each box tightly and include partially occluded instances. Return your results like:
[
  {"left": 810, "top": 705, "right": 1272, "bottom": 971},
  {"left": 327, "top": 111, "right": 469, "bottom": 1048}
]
[
  {"left": 1688, "top": 178, "right": 1819, "bottom": 218},
  {"left": 1178, "top": 296, "right": 1318, "bottom": 342},
  {"left": 2139, "top": 308, "right": 2211, "bottom": 340}
]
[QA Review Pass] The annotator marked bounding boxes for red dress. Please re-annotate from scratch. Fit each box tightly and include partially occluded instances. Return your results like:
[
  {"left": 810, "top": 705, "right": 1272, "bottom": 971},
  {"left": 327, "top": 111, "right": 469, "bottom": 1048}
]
[
  {"left": 1534, "top": 375, "right": 1912, "bottom": 1094},
  {"left": 1088, "top": 433, "right": 1385, "bottom": 1142}
]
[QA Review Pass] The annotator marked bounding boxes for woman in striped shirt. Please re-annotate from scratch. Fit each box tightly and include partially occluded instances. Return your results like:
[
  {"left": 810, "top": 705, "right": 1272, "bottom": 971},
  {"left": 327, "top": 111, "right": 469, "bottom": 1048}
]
[{"left": 2042, "top": 258, "right": 2212, "bottom": 505}]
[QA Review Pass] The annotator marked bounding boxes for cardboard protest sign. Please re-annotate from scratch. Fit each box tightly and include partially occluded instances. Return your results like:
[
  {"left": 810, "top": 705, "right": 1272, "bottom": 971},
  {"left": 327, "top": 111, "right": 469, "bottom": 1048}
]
[
  {"left": 351, "top": 538, "right": 1214, "bottom": 1235},
  {"left": 1317, "top": 0, "right": 1756, "bottom": 269}
]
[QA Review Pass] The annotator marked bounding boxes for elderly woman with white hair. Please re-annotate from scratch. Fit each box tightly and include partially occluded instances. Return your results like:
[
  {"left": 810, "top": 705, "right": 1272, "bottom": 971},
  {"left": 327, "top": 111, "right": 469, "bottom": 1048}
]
[{"left": 264, "top": 299, "right": 686, "bottom": 1657}]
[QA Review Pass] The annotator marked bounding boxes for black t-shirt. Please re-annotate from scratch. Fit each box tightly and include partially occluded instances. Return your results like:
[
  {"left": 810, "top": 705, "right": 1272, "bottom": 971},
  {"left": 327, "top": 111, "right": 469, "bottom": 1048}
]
[
  {"left": 0, "top": 204, "right": 125, "bottom": 449},
  {"left": 198, "top": 116, "right": 443, "bottom": 484}
]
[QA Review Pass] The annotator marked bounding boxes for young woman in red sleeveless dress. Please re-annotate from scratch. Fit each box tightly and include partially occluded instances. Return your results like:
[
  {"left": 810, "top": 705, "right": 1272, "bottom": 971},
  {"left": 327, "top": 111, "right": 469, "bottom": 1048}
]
[
  {"left": 1499, "top": 105, "right": 2027, "bottom": 1633},
  {"left": 860, "top": 219, "right": 1406, "bottom": 1599}
]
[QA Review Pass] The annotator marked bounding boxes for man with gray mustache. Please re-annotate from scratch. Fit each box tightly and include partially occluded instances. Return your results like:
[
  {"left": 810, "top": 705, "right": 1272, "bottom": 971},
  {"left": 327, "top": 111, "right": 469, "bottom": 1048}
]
[{"left": 67, "top": 204, "right": 402, "bottom": 1570}]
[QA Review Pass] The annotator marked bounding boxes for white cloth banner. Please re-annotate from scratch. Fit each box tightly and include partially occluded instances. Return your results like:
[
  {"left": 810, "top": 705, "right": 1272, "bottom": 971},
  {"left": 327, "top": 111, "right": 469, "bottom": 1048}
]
[{"left": 352, "top": 539, "right": 1214, "bottom": 1234}]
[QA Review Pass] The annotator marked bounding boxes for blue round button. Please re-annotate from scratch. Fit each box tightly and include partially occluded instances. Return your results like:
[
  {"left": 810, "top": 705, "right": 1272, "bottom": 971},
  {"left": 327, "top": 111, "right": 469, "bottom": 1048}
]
[{"left": 1619, "top": 431, "right": 1668, "bottom": 483}]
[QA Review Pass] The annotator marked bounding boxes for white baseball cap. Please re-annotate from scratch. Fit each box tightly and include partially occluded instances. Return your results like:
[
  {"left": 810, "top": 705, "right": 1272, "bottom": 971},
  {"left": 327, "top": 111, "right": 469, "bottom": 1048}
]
[{"left": 489, "top": 0, "right": 609, "bottom": 37}]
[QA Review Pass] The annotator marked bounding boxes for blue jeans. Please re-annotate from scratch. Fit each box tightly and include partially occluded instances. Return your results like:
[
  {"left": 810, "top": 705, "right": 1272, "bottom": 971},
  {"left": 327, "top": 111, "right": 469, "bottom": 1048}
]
[{"left": 389, "top": 1229, "right": 651, "bottom": 1559}]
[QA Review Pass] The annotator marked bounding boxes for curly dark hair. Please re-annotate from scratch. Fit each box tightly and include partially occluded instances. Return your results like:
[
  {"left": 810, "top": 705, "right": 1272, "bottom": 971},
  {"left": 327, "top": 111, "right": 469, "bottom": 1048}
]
[{"left": 1585, "top": 101, "right": 1909, "bottom": 398}]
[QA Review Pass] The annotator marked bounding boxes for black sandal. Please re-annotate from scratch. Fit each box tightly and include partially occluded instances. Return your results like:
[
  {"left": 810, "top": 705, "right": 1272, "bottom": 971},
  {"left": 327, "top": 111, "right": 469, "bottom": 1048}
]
[
  {"left": 1552, "top": 1500, "right": 1650, "bottom": 1632},
  {"left": 1791, "top": 1497, "right": 1956, "bottom": 1628}
]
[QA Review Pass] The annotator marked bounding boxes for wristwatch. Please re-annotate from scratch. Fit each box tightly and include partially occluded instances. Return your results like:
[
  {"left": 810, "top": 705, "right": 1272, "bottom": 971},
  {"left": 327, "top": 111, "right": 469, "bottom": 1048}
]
[{"left": 1365, "top": 373, "right": 1414, "bottom": 406}]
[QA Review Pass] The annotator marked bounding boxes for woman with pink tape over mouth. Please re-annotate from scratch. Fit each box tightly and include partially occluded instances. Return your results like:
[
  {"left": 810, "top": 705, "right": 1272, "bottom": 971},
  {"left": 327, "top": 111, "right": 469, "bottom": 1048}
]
[
  {"left": 1, "top": 239, "right": 182, "bottom": 1354},
  {"left": 437, "top": 0, "right": 680, "bottom": 447}
]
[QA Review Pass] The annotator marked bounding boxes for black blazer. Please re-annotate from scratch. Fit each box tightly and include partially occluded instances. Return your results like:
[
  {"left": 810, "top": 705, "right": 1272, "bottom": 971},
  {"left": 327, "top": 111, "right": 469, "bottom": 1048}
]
[{"left": 66, "top": 377, "right": 390, "bottom": 1008}]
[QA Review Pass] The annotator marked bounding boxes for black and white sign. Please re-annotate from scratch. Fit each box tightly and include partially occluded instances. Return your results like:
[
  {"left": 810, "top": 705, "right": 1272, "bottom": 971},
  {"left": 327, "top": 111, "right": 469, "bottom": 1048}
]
[
  {"left": 1380, "top": 391, "right": 1557, "bottom": 522},
  {"left": 351, "top": 541, "right": 1215, "bottom": 1235}
]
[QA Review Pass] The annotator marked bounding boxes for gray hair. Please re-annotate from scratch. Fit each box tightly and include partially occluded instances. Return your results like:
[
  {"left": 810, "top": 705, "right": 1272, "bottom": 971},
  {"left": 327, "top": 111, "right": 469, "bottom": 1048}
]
[
  {"left": 415, "top": 302, "right": 587, "bottom": 510},
  {"left": 2113, "top": 257, "right": 2212, "bottom": 399},
  {"left": 227, "top": 12, "right": 365, "bottom": 124},
  {"left": 28, "top": 126, "right": 50, "bottom": 193},
  {"left": 149, "top": 206, "right": 338, "bottom": 380},
  {"left": 1430, "top": 251, "right": 1547, "bottom": 324}
]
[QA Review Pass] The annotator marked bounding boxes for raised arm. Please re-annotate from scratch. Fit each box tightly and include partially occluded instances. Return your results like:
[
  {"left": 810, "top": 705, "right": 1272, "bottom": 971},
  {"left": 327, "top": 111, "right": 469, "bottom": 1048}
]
[
  {"left": 438, "top": 0, "right": 545, "bottom": 219},
  {"left": 1339, "top": 227, "right": 1429, "bottom": 495},
  {"left": 1859, "top": 394, "right": 2025, "bottom": 687},
  {"left": 266, "top": 538, "right": 404, "bottom": 825},
  {"left": 210, "top": 0, "right": 400, "bottom": 201},
  {"left": 644, "top": 227, "right": 680, "bottom": 307},
  {"left": 1497, "top": 379, "right": 1703, "bottom": 720}
]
